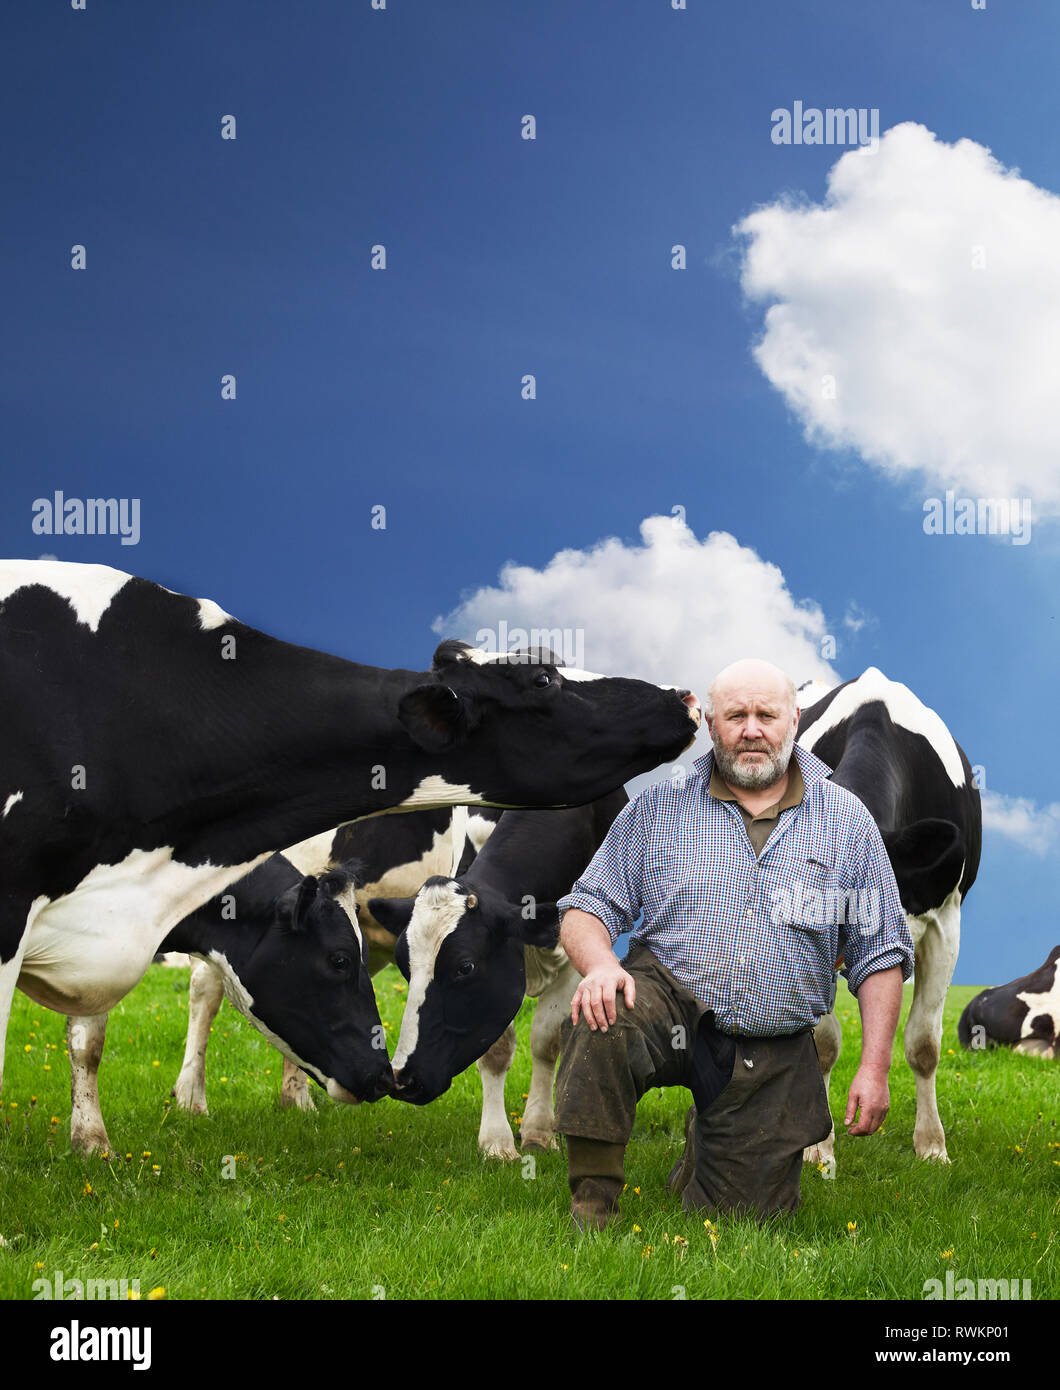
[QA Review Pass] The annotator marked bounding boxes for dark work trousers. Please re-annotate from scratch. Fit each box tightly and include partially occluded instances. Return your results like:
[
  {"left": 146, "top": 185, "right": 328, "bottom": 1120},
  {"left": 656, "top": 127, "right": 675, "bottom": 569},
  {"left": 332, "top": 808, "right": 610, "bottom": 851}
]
[{"left": 553, "top": 943, "right": 834, "bottom": 1219}]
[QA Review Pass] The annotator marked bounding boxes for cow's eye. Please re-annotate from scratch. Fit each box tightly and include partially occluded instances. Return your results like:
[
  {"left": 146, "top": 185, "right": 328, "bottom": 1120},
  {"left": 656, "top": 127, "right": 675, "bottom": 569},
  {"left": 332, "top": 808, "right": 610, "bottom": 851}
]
[
  {"left": 456, "top": 960, "right": 476, "bottom": 978},
  {"left": 328, "top": 952, "right": 352, "bottom": 972},
  {"left": 533, "top": 671, "right": 551, "bottom": 687}
]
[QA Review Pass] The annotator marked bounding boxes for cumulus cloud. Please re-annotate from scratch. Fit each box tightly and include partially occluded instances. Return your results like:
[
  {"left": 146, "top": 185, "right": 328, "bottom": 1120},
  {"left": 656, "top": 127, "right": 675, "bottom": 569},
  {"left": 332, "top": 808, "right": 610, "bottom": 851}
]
[
  {"left": 982, "top": 790, "right": 1060, "bottom": 856},
  {"left": 431, "top": 515, "right": 839, "bottom": 786},
  {"left": 736, "top": 122, "right": 1060, "bottom": 513}
]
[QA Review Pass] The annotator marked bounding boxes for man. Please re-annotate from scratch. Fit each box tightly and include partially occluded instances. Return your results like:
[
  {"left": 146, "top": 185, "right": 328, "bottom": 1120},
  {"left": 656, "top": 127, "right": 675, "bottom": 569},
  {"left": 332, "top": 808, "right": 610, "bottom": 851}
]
[{"left": 554, "top": 658, "right": 914, "bottom": 1230}]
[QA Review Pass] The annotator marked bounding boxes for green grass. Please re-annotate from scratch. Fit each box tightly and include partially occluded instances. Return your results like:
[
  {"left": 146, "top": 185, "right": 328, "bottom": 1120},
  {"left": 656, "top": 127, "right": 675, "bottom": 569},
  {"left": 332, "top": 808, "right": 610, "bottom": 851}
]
[{"left": 1, "top": 969, "right": 1057, "bottom": 1299}]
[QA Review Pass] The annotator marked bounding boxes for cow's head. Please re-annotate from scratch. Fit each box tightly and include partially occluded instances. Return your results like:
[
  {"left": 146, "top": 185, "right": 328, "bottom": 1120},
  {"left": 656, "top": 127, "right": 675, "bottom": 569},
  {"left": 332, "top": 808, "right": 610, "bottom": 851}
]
[
  {"left": 222, "top": 867, "right": 393, "bottom": 1103},
  {"left": 368, "top": 876, "right": 558, "bottom": 1104},
  {"left": 396, "top": 641, "right": 700, "bottom": 806}
]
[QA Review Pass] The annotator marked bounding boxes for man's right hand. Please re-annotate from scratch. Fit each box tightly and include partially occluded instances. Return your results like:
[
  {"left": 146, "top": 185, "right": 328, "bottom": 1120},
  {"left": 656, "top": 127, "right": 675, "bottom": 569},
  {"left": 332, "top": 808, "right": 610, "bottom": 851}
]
[{"left": 570, "top": 963, "right": 637, "bottom": 1031}]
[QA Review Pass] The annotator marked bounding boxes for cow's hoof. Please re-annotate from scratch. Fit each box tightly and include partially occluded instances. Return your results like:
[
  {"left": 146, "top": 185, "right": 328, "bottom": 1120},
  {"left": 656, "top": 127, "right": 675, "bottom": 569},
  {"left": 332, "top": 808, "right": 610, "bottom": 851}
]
[
  {"left": 914, "top": 1142, "right": 950, "bottom": 1163},
  {"left": 171, "top": 1081, "right": 208, "bottom": 1115},
  {"left": 71, "top": 1128, "right": 113, "bottom": 1157},
  {"left": 280, "top": 1087, "right": 316, "bottom": 1112},
  {"left": 803, "top": 1143, "right": 833, "bottom": 1166},
  {"left": 479, "top": 1134, "right": 519, "bottom": 1160},
  {"left": 519, "top": 1130, "right": 557, "bottom": 1154}
]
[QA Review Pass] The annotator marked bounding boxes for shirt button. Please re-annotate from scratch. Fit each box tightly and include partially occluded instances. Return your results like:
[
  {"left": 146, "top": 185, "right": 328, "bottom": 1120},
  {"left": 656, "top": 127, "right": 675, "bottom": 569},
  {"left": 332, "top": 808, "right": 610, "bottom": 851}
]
[{"left": 739, "top": 956, "right": 746, "bottom": 965}]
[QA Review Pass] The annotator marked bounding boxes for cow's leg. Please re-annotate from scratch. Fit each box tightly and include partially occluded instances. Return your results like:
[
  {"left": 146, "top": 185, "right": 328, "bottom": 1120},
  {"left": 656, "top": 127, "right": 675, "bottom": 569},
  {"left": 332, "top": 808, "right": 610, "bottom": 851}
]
[
  {"left": 904, "top": 891, "right": 961, "bottom": 1162},
  {"left": 68, "top": 1013, "right": 113, "bottom": 1155},
  {"left": 1014, "top": 1038, "right": 1055, "bottom": 1059},
  {"left": 279, "top": 1057, "right": 315, "bottom": 1110},
  {"left": 172, "top": 959, "right": 224, "bottom": 1114},
  {"left": 520, "top": 963, "right": 579, "bottom": 1152},
  {"left": 804, "top": 1008, "right": 842, "bottom": 1175},
  {"left": 476, "top": 1025, "right": 518, "bottom": 1159},
  {"left": 0, "top": 909, "right": 36, "bottom": 1099}
]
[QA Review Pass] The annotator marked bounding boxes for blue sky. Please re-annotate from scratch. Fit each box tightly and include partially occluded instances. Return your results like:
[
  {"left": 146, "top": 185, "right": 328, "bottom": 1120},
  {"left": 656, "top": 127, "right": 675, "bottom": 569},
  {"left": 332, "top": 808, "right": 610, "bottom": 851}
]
[{"left": 2, "top": 1, "right": 1057, "bottom": 985}]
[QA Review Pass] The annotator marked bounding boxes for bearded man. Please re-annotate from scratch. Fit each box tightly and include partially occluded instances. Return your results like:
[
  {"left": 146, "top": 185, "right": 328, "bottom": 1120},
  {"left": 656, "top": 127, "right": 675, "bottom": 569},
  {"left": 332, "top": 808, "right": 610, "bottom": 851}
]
[{"left": 554, "top": 658, "right": 914, "bottom": 1231}]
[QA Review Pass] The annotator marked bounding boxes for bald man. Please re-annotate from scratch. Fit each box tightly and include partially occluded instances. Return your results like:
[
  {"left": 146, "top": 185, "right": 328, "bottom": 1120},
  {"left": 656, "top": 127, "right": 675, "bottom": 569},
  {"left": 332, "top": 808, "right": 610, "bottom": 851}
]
[{"left": 554, "top": 659, "right": 913, "bottom": 1230}]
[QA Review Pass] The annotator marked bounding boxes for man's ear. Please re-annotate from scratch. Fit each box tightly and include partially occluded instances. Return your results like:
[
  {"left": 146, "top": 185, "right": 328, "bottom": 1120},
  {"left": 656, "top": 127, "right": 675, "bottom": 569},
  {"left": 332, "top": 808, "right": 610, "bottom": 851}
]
[
  {"left": 397, "top": 683, "right": 478, "bottom": 752},
  {"left": 504, "top": 900, "right": 561, "bottom": 950}
]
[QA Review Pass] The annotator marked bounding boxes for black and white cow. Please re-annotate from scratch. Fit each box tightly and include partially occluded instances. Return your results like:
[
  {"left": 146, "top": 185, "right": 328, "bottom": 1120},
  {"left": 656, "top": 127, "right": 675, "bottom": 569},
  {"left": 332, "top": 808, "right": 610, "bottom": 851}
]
[
  {"left": 69, "top": 859, "right": 388, "bottom": 1153},
  {"left": 958, "top": 948, "right": 1060, "bottom": 1058},
  {"left": 0, "top": 561, "right": 700, "bottom": 1145},
  {"left": 370, "top": 790, "right": 628, "bottom": 1156},
  {"left": 796, "top": 669, "right": 981, "bottom": 1167},
  {"left": 170, "top": 806, "right": 502, "bottom": 1114}
]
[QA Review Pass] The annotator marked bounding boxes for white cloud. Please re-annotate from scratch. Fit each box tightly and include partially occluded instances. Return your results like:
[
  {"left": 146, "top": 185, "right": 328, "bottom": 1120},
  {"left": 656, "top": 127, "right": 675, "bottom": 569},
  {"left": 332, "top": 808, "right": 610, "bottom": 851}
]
[
  {"left": 432, "top": 515, "right": 839, "bottom": 788},
  {"left": 736, "top": 122, "right": 1060, "bottom": 514},
  {"left": 981, "top": 790, "right": 1060, "bottom": 856}
]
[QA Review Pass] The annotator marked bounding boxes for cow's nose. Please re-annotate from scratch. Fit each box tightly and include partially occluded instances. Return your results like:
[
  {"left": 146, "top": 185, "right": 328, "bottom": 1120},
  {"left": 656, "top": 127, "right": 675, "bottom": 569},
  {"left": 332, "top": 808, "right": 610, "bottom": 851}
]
[{"left": 679, "top": 690, "right": 702, "bottom": 724}]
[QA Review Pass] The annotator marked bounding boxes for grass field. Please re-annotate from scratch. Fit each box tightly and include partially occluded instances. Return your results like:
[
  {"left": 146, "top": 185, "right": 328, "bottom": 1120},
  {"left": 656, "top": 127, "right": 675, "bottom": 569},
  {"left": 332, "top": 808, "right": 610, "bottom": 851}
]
[{"left": 1, "top": 968, "right": 1057, "bottom": 1300}]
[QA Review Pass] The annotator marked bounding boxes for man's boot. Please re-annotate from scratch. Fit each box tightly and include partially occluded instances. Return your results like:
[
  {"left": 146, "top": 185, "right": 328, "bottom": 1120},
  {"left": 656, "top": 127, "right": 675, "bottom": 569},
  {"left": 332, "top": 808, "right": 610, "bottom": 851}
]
[
  {"left": 665, "top": 1105, "right": 697, "bottom": 1197},
  {"left": 566, "top": 1136, "right": 625, "bottom": 1232}
]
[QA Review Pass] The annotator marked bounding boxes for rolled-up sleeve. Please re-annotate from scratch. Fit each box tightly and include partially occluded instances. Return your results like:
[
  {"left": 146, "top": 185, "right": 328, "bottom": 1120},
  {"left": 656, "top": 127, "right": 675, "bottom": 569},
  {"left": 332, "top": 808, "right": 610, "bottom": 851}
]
[
  {"left": 556, "top": 793, "right": 651, "bottom": 943},
  {"left": 840, "top": 816, "right": 915, "bottom": 995}
]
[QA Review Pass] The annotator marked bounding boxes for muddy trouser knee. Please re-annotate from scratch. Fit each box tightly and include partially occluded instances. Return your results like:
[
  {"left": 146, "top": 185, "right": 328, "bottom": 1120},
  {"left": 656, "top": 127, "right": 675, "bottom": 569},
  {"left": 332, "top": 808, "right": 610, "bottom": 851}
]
[
  {"left": 680, "top": 1030, "right": 834, "bottom": 1220},
  {"left": 554, "top": 945, "right": 702, "bottom": 1181}
]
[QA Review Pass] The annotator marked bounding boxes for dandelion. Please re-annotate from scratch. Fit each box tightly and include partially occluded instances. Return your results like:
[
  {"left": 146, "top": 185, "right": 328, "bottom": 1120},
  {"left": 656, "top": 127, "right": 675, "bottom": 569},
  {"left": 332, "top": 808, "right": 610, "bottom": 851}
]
[
  {"left": 142, "top": 1151, "right": 151, "bottom": 1159},
  {"left": 641, "top": 1245, "right": 653, "bottom": 1259},
  {"left": 633, "top": 1224, "right": 642, "bottom": 1233},
  {"left": 127, "top": 1289, "right": 141, "bottom": 1300},
  {"left": 146, "top": 1287, "right": 166, "bottom": 1300},
  {"left": 847, "top": 1221, "right": 856, "bottom": 1233},
  {"left": 33, "top": 1261, "right": 45, "bottom": 1271},
  {"left": 633, "top": 1186, "right": 641, "bottom": 1195},
  {"left": 152, "top": 1165, "right": 160, "bottom": 1172},
  {"left": 151, "top": 1061, "right": 160, "bottom": 1068},
  {"left": 23, "top": 1044, "right": 31, "bottom": 1053},
  {"left": 941, "top": 1249, "right": 953, "bottom": 1259},
  {"left": 83, "top": 1183, "right": 92, "bottom": 1195},
  {"left": 43, "top": 1065, "right": 50, "bottom": 1072}
]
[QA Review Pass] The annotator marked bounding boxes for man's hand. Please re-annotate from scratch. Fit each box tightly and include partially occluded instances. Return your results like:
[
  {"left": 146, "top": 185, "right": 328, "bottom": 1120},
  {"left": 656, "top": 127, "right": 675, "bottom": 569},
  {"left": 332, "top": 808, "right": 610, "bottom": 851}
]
[
  {"left": 844, "top": 1064, "right": 889, "bottom": 1136},
  {"left": 570, "top": 963, "right": 636, "bottom": 1031}
]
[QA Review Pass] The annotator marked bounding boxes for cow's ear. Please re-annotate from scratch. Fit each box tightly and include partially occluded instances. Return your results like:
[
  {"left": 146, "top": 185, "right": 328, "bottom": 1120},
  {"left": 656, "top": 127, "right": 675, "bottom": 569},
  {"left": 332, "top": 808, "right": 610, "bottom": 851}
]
[
  {"left": 882, "top": 818, "right": 964, "bottom": 916},
  {"left": 431, "top": 639, "right": 476, "bottom": 671},
  {"left": 278, "top": 876, "right": 317, "bottom": 931},
  {"left": 398, "top": 683, "right": 479, "bottom": 752},
  {"left": 505, "top": 900, "right": 561, "bottom": 949},
  {"left": 366, "top": 896, "right": 417, "bottom": 938}
]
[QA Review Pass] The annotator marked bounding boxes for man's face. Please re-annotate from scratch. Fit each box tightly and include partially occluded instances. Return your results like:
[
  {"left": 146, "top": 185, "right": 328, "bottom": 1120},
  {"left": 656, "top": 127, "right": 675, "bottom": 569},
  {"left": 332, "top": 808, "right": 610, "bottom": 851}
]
[{"left": 708, "top": 680, "right": 798, "bottom": 791}]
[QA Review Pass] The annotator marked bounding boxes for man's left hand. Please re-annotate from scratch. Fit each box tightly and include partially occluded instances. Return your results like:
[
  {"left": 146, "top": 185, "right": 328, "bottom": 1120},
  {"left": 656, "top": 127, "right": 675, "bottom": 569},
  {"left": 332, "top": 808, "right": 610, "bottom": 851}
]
[{"left": 844, "top": 1065, "right": 890, "bottom": 1136}]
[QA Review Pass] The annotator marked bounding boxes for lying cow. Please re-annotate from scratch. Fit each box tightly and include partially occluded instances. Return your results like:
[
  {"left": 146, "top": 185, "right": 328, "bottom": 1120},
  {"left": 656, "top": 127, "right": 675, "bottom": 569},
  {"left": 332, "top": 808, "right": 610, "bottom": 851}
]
[
  {"left": 958, "top": 948, "right": 1060, "bottom": 1057},
  {"left": 69, "top": 860, "right": 388, "bottom": 1154},
  {"left": 796, "top": 669, "right": 981, "bottom": 1168},
  {"left": 0, "top": 561, "right": 701, "bottom": 1151},
  {"left": 370, "top": 790, "right": 628, "bottom": 1157},
  {"left": 170, "top": 807, "right": 501, "bottom": 1114}
]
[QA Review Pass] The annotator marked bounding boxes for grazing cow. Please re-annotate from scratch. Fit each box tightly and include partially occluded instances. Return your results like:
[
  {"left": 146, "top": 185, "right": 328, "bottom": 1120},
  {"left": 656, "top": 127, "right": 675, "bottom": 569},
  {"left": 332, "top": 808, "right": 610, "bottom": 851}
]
[
  {"left": 1, "top": 561, "right": 699, "bottom": 1149},
  {"left": 958, "top": 948, "right": 1060, "bottom": 1057},
  {"left": 69, "top": 860, "right": 388, "bottom": 1154},
  {"left": 370, "top": 790, "right": 628, "bottom": 1156},
  {"left": 796, "top": 669, "right": 981, "bottom": 1166},
  {"left": 170, "top": 806, "right": 503, "bottom": 1114}
]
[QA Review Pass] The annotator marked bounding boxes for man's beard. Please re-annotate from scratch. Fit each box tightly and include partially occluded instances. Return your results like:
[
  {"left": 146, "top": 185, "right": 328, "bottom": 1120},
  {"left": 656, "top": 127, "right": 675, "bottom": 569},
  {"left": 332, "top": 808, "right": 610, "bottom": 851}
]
[{"left": 713, "top": 725, "right": 795, "bottom": 791}]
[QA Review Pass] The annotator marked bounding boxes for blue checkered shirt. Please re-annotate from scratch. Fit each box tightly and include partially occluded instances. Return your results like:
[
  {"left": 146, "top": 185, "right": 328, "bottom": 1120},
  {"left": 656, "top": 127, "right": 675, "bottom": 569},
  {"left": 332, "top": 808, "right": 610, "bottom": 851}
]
[{"left": 557, "top": 744, "right": 914, "bottom": 1035}]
